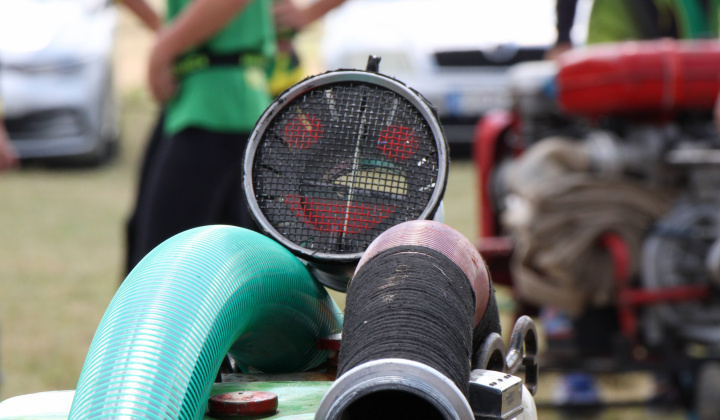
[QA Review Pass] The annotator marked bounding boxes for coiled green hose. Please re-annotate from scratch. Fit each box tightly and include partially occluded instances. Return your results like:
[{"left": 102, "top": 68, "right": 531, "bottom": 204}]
[{"left": 69, "top": 226, "right": 343, "bottom": 420}]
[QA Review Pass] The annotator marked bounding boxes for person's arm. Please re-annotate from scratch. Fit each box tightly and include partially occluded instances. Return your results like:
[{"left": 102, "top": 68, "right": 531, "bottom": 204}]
[
  {"left": 0, "top": 98, "right": 19, "bottom": 171},
  {"left": 273, "top": 0, "right": 347, "bottom": 31},
  {"left": 147, "top": 0, "right": 252, "bottom": 102},
  {"left": 0, "top": 120, "right": 19, "bottom": 172},
  {"left": 119, "top": 0, "right": 163, "bottom": 32},
  {"left": 714, "top": 92, "right": 720, "bottom": 133},
  {"left": 556, "top": 0, "right": 578, "bottom": 46}
]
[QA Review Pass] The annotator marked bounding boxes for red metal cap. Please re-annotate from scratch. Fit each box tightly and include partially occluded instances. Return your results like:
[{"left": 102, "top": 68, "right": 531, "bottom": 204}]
[{"left": 208, "top": 391, "right": 278, "bottom": 417}]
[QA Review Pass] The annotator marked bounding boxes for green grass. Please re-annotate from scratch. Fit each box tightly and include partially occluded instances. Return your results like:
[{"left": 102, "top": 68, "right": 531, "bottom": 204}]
[{"left": 0, "top": 89, "right": 158, "bottom": 399}]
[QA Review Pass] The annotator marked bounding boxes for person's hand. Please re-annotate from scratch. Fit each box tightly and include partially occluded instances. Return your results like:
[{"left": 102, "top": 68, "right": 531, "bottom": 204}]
[
  {"left": 273, "top": 0, "right": 309, "bottom": 31},
  {"left": 0, "top": 126, "right": 19, "bottom": 172},
  {"left": 544, "top": 42, "right": 573, "bottom": 61},
  {"left": 148, "top": 35, "right": 178, "bottom": 103}
]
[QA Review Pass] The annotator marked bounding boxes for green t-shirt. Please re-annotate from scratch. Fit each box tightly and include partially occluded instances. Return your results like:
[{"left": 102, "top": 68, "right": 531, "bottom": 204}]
[{"left": 164, "top": 0, "right": 277, "bottom": 136}]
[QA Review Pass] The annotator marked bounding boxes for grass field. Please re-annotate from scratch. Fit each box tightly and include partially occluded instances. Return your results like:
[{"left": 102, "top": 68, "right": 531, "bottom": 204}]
[
  {"left": 0, "top": 7, "right": 690, "bottom": 420},
  {"left": 0, "top": 88, "right": 158, "bottom": 399}
]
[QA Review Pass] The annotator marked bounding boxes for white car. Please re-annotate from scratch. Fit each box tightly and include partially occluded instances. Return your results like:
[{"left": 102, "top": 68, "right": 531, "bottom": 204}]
[
  {"left": 0, "top": 0, "right": 119, "bottom": 165},
  {"left": 321, "top": 0, "right": 590, "bottom": 147}
]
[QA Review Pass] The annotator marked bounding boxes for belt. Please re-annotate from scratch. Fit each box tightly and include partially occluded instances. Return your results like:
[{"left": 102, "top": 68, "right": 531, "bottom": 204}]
[{"left": 174, "top": 50, "right": 269, "bottom": 78}]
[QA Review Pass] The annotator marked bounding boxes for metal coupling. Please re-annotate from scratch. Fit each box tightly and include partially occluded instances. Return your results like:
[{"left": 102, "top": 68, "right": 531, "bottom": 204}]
[{"left": 315, "top": 358, "right": 474, "bottom": 420}]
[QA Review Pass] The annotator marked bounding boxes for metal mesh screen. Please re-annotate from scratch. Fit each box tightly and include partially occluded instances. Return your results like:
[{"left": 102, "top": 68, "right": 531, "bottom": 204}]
[{"left": 250, "top": 81, "right": 442, "bottom": 257}]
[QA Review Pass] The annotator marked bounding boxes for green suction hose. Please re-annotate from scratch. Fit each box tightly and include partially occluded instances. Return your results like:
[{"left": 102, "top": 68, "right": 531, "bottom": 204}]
[{"left": 69, "top": 225, "right": 343, "bottom": 420}]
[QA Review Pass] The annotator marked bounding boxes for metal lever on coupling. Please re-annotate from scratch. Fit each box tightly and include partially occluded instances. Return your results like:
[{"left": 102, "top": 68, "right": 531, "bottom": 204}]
[
  {"left": 473, "top": 315, "right": 539, "bottom": 396},
  {"left": 506, "top": 315, "right": 539, "bottom": 396},
  {"left": 474, "top": 332, "right": 507, "bottom": 372}
]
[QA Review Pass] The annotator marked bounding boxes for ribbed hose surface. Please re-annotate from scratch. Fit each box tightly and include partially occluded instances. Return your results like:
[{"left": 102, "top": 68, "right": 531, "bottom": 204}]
[
  {"left": 338, "top": 246, "right": 475, "bottom": 396},
  {"left": 69, "top": 225, "right": 343, "bottom": 420}
]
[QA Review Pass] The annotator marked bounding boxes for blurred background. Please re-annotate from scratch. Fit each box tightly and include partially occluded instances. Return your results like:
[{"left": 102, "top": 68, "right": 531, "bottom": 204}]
[{"left": 0, "top": 0, "right": 712, "bottom": 419}]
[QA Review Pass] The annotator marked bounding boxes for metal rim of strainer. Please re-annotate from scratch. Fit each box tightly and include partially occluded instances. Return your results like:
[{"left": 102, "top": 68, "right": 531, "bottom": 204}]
[{"left": 243, "top": 69, "right": 449, "bottom": 264}]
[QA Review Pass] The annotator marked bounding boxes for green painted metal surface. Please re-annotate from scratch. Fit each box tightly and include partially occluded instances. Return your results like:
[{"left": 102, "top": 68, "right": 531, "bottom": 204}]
[{"left": 0, "top": 380, "right": 331, "bottom": 420}]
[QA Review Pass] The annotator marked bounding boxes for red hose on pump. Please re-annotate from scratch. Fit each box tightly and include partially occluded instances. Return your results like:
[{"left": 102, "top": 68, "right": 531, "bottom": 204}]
[{"left": 557, "top": 39, "right": 720, "bottom": 117}]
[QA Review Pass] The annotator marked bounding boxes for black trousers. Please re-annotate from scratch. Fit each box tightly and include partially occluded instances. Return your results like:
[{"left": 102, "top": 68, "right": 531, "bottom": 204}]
[
  {"left": 124, "top": 113, "right": 164, "bottom": 275},
  {"left": 125, "top": 125, "right": 257, "bottom": 275}
]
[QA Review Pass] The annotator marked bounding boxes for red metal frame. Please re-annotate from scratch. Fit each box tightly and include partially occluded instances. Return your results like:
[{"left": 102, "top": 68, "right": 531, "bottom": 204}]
[
  {"left": 476, "top": 230, "right": 712, "bottom": 345},
  {"left": 602, "top": 232, "right": 712, "bottom": 343},
  {"left": 472, "top": 110, "right": 515, "bottom": 240},
  {"left": 472, "top": 111, "right": 517, "bottom": 287},
  {"left": 476, "top": 236, "right": 514, "bottom": 287}
]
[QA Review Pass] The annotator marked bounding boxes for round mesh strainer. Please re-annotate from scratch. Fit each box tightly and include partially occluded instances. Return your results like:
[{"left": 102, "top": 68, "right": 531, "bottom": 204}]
[{"left": 244, "top": 70, "right": 448, "bottom": 267}]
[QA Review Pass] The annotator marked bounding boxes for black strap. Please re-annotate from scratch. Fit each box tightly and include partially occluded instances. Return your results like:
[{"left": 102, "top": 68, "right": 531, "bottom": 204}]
[{"left": 174, "top": 49, "right": 268, "bottom": 77}]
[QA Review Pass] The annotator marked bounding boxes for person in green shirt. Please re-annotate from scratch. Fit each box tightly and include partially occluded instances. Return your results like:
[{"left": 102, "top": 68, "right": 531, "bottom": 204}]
[
  {"left": 127, "top": 0, "right": 346, "bottom": 272},
  {"left": 128, "top": 0, "right": 275, "bottom": 271},
  {"left": 586, "top": 0, "right": 719, "bottom": 44},
  {"left": 547, "top": 0, "right": 720, "bottom": 58}
]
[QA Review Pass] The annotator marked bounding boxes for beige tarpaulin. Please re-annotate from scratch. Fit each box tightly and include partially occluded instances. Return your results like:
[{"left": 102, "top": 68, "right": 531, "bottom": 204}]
[{"left": 501, "top": 138, "right": 676, "bottom": 316}]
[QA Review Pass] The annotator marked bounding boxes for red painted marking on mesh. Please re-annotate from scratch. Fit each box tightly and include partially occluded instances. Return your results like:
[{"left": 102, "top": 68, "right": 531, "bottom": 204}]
[
  {"left": 284, "top": 114, "right": 323, "bottom": 149},
  {"left": 286, "top": 195, "right": 396, "bottom": 234},
  {"left": 378, "top": 124, "right": 418, "bottom": 161}
]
